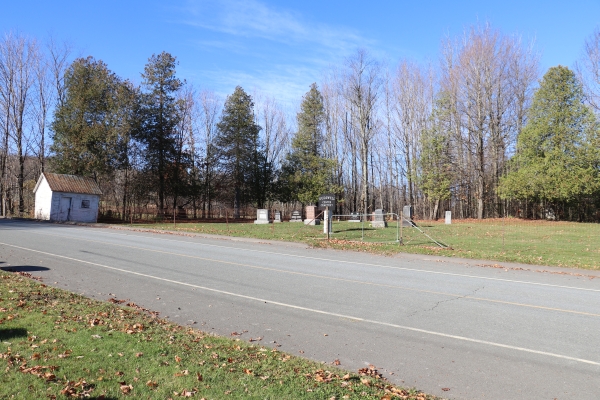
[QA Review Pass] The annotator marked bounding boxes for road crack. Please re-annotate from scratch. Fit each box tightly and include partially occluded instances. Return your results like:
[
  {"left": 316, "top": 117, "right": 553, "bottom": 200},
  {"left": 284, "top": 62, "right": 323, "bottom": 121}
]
[{"left": 406, "top": 286, "right": 484, "bottom": 318}]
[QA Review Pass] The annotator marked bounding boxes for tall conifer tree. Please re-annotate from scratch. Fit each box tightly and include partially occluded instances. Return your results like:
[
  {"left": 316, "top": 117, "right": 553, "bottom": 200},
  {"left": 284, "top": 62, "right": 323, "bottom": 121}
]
[
  {"left": 215, "top": 86, "right": 263, "bottom": 217},
  {"left": 51, "top": 57, "right": 131, "bottom": 180},
  {"left": 135, "top": 52, "right": 183, "bottom": 215},
  {"left": 281, "top": 83, "right": 336, "bottom": 205},
  {"left": 499, "top": 66, "right": 600, "bottom": 219}
]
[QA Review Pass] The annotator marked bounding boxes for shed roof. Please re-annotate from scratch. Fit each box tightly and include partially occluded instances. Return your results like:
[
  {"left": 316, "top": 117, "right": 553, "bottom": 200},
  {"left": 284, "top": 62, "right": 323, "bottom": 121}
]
[{"left": 34, "top": 173, "right": 102, "bottom": 195}]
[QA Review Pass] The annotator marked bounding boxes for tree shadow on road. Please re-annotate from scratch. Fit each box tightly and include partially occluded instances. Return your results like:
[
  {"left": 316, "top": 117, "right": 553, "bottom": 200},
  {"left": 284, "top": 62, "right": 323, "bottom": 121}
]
[
  {"left": 0, "top": 266, "right": 49, "bottom": 272},
  {"left": 0, "top": 327, "right": 28, "bottom": 341}
]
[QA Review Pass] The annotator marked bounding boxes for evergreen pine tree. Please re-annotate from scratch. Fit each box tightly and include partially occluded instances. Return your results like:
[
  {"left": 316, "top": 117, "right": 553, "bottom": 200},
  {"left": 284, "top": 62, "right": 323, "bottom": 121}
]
[
  {"left": 499, "top": 66, "right": 600, "bottom": 219},
  {"left": 135, "top": 52, "right": 183, "bottom": 216},
  {"left": 281, "top": 83, "right": 336, "bottom": 205},
  {"left": 51, "top": 57, "right": 132, "bottom": 180},
  {"left": 215, "top": 86, "right": 263, "bottom": 217}
]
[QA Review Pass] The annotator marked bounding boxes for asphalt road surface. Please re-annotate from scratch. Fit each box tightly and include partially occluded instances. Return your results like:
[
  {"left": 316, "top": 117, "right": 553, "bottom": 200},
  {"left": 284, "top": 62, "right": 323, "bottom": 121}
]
[{"left": 1, "top": 219, "right": 599, "bottom": 399}]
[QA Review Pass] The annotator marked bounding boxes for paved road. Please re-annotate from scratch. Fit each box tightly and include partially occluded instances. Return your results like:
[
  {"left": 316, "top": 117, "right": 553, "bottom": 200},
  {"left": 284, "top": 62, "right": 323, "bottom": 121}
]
[{"left": 1, "top": 219, "right": 599, "bottom": 399}]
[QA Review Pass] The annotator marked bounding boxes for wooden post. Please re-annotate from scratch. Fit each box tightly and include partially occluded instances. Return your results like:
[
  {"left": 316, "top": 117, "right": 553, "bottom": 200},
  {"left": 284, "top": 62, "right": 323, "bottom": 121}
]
[
  {"left": 400, "top": 211, "right": 403, "bottom": 244},
  {"left": 326, "top": 206, "right": 330, "bottom": 241}
]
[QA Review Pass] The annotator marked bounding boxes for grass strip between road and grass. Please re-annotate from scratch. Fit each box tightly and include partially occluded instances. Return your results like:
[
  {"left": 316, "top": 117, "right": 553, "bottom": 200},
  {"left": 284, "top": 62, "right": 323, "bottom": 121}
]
[{"left": 0, "top": 271, "right": 440, "bottom": 399}]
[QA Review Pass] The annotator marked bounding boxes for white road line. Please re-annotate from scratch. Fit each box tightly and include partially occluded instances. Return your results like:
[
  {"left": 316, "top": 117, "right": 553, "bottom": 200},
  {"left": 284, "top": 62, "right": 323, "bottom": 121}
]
[
  {"left": 9, "top": 232, "right": 600, "bottom": 317},
  {"left": 22, "top": 226, "right": 600, "bottom": 293},
  {"left": 1, "top": 240, "right": 599, "bottom": 367}
]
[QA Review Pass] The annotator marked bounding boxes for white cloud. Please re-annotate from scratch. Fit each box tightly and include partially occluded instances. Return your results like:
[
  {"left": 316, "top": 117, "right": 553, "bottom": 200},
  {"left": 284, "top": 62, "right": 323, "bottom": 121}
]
[
  {"left": 175, "top": 0, "right": 379, "bottom": 106},
  {"left": 182, "top": 0, "right": 374, "bottom": 57}
]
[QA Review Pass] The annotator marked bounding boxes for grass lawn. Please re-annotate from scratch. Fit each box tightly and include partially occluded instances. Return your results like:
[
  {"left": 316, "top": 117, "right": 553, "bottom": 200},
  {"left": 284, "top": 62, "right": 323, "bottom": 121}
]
[
  {"left": 124, "top": 218, "right": 600, "bottom": 270},
  {"left": 0, "top": 271, "right": 438, "bottom": 399}
]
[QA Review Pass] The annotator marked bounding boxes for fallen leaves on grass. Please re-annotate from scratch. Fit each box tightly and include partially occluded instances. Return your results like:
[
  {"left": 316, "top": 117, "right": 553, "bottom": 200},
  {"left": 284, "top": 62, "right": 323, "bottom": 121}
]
[
  {"left": 119, "top": 382, "right": 133, "bottom": 394},
  {"left": 19, "top": 364, "right": 58, "bottom": 381},
  {"left": 60, "top": 379, "right": 94, "bottom": 397},
  {"left": 306, "top": 369, "right": 340, "bottom": 383},
  {"left": 125, "top": 323, "right": 145, "bottom": 334},
  {"left": 173, "top": 388, "right": 197, "bottom": 397},
  {"left": 57, "top": 350, "right": 72, "bottom": 359},
  {"left": 358, "top": 364, "right": 383, "bottom": 379},
  {"left": 146, "top": 380, "right": 158, "bottom": 389}
]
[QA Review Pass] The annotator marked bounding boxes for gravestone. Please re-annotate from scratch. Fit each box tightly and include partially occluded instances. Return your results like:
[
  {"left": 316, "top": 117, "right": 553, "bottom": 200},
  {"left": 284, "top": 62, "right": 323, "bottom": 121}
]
[
  {"left": 402, "top": 205, "right": 414, "bottom": 227},
  {"left": 372, "top": 209, "right": 387, "bottom": 228},
  {"left": 274, "top": 211, "right": 282, "bottom": 223},
  {"left": 348, "top": 212, "right": 361, "bottom": 222},
  {"left": 290, "top": 210, "right": 302, "bottom": 222},
  {"left": 304, "top": 205, "right": 320, "bottom": 225},
  {"left": 445, "top": 211, "right": 452, "bottom": 225},
  {"left": 254, "top": 208, "right": 270, "bottom": 224}
]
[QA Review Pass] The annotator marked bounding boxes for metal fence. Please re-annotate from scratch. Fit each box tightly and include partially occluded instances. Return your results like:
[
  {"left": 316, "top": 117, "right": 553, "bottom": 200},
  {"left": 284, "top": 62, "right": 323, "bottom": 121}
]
[{"left": 328, "top": 212, "right": 449, "bottom": 247}]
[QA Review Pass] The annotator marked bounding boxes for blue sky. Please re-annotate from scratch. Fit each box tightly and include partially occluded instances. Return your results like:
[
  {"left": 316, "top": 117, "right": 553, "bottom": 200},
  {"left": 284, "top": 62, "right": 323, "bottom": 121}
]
[{"left": 7, "top": 0, "right": 600, "bottom": 108}]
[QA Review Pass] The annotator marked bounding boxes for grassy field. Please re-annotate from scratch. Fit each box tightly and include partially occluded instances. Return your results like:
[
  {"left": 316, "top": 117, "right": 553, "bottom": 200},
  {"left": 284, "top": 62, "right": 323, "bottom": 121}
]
[
  {"left": 0, "top": 271, "right": 438, "bottom": 399},
  {"left": 125, "top": 218, "right": 600, "bottom": 270}
]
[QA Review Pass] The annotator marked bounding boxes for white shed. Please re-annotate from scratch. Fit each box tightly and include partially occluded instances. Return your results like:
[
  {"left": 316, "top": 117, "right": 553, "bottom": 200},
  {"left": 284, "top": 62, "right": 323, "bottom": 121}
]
[{"left": 33, "top": 173, "right": 102, "bottom": 223}]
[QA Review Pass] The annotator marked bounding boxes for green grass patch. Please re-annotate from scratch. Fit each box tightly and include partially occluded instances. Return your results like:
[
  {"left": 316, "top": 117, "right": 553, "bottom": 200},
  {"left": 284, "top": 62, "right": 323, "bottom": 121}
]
[
  {"left": 0, "top": 272, "right": 438, "bottom": 399},
  {"left": 125, "top": 218, "right": 600, "bottom": 270}
]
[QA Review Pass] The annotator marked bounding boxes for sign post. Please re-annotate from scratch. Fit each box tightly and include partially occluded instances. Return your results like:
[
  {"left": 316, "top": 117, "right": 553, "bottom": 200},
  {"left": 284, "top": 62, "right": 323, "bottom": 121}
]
[{"left": 318, "top": 193, "right": 336, "bottom": 240}]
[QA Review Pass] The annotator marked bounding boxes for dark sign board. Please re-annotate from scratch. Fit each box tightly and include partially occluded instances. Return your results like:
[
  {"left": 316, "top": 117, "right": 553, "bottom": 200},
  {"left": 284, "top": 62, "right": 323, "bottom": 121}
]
[{"left": 318, "top": 193, "right": 336, "bottom": 209}]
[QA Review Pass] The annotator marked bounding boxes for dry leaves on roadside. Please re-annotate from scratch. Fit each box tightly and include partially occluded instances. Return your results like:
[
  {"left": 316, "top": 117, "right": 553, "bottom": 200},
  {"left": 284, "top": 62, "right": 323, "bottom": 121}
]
[{"left": 358, "top": 364, "right": 383, "bottom": 379}]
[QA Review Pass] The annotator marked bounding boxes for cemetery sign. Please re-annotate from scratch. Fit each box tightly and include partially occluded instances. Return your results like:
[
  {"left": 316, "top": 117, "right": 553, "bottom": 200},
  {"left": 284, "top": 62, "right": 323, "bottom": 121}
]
[{"left": 318, "top": 193, "right": 336, "bottom": 209}]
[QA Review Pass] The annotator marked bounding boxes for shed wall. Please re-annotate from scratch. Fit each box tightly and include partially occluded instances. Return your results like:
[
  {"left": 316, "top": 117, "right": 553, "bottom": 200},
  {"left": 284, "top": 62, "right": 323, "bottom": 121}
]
[
  {"left": 50, "top": 193, "right": 100, "bottom": 223},
  {"left": 34, "top": 178, "right": 53, "bottom": 220}
]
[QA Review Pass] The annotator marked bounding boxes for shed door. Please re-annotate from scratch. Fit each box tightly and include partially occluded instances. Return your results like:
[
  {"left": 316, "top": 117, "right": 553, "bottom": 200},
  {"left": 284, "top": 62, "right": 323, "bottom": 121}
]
[{"left": 59, "top": 197, "right": 72, "bottom": 222}]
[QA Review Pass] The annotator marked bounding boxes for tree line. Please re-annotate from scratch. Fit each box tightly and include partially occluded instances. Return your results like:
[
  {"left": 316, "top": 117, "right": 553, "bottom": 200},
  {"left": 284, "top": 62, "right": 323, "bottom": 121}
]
[{"left": 1, "top": 24, "right": 599, "bottom": 222}]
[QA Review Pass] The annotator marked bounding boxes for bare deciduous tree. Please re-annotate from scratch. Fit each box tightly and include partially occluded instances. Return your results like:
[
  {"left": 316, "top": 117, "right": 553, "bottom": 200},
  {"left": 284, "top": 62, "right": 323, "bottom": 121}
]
[
  {"left": 440, "top": 24, "right": 538, "bottom": 218},
  {"left": 255, "top": 94, "right": 290, "bottom": 171},
  {"left": 340, "top": 49, "right": 382, "bottom": 214},
  {"left": 392, "top": 60, "right": 433, "bottom": 211},
  {"left": 0, "top": 33, "right": 37, "bottom": 215},
  {"left": 577, "top": 27, "right": 600, "bottom": 113},
  {"left": 197, "top": 89, "right": 221, "bottom": 218}
]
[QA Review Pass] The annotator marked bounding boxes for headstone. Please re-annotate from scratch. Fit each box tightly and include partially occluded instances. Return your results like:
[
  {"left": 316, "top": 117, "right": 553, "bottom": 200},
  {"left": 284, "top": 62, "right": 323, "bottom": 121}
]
[
  {"left": 348, "top": 212, "right": 361, "bottom": 222},
  {"left": 254, "top": 208, "right": 270, "bottom": 224},
  {"left": 274, "top": 211, "right": 282, "bottom": 223},
  {"left": 402, "top": 205, "right": 414, "bottom": 227},
  {"left": 290, "top": 210, "right": 302, "bottom": 222},
  {"left": 445, "top": 211, "right": 452, "bottom": 225},
  {"left": 304, "top": 205, "right": 320, "bottom": 225},
  {"left": 372, "top": 209, "right": 387, "bottom": 228}
]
